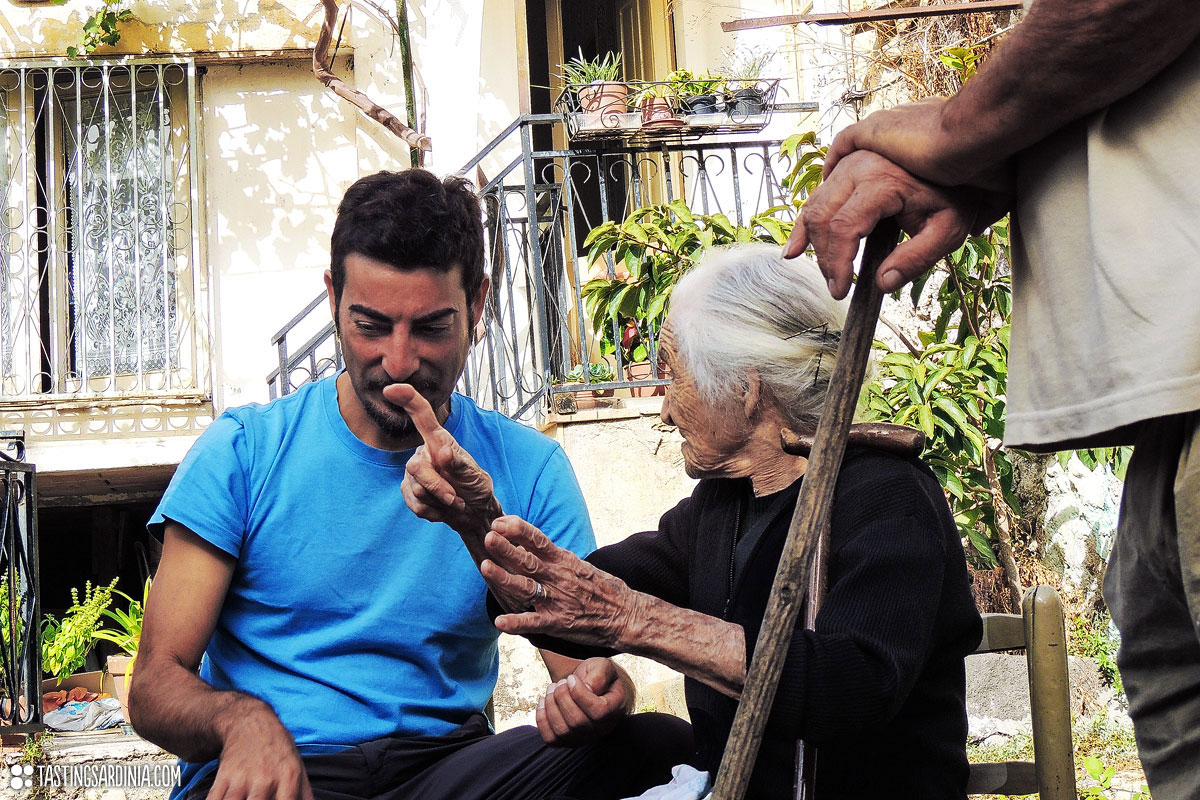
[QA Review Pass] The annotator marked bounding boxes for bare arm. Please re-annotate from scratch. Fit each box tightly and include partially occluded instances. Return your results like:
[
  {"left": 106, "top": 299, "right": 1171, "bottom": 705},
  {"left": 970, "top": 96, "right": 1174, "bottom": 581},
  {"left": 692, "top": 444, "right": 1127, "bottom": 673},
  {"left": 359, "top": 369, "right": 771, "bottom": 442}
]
[
  {"left": 824, "top": 0, "right": 1200, "bottom": 186},
  {"left": 485, "top": 517, "right": 748, "bottom": 698},
  {"left": 131, "top": 523, "right": 312, "bottom": 800}
]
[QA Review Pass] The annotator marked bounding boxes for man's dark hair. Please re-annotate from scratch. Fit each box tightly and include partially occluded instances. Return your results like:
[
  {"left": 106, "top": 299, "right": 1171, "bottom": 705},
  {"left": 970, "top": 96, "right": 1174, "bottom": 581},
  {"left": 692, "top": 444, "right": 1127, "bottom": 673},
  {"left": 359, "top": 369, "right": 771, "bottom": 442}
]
[{"left": 330, "top": 169, "right": 485, "bottom": 309}]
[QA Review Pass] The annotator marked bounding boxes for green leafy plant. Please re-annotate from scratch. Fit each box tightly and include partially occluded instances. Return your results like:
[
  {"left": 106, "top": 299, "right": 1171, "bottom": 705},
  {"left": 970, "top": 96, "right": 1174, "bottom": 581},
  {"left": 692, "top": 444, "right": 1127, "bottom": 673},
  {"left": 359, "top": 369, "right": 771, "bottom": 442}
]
[
  {"left": 561, "top": 362, "right": 615, "bottom": 384},
  {"left": 581, "top": 199, "right": 790, "bottom": 362},
  {"left": 938, "top": 44, "right": 987, "bottom": 83},
  {"left": 1080, "top": 755, "right": 1151, "bottom": 799},
  {"left": 92, "top": 577, "right": 149, "bottom": 658},
  {"left": 558, "top": 49, "right": 622, "bottom": 89},
  {"left": 41, "top": 579, "right": 117, "bottom": 684},
  {"left": 665, "top": 69, "right": 725, "bottom": 98},
  {"left": 1069, "top": 612, "right": 1124, "bottom": 695},
  {"left": 61, "top": 0, "right": 134, "bottom": 59},
  {"left": 20, "top": 730, "right": 54, "bottom": 766}
]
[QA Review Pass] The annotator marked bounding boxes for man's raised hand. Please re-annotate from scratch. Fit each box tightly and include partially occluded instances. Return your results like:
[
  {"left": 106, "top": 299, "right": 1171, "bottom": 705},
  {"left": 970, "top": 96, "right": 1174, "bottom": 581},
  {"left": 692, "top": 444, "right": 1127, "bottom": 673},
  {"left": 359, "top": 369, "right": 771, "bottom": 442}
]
[
  {"left": 783, "top": 150, "right": 984, "bottom": 300},
  {"left": 384, "top": 384, "right": 501, "bottom": 534}
]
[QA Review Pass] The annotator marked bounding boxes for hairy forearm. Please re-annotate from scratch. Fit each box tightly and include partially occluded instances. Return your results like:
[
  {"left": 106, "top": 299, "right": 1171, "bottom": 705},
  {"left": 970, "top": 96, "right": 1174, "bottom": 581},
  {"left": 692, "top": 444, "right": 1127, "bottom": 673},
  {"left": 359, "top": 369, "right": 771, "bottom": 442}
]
[
  {"left": 939, "top": 0, "right": 1200, "bottom": 181},
  {"left": 129, "top": 655, "right": 280, "bottom": 762},
  {"left": 619, "top": 592, "right": 746, "bottom": 699}
]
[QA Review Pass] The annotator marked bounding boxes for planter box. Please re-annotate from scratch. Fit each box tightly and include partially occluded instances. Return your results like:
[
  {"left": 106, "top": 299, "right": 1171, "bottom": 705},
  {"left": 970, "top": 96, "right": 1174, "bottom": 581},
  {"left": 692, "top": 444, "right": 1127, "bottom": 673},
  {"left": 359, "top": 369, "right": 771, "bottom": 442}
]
[
  {"left": 683, "top": 112, "right": 725, "bottom": 128},
  {"left": 572, "top": 112, "right": 641, "bottom": 132},
  {"left": 41, "top": 669, "right": 118, "bottom": 697}
]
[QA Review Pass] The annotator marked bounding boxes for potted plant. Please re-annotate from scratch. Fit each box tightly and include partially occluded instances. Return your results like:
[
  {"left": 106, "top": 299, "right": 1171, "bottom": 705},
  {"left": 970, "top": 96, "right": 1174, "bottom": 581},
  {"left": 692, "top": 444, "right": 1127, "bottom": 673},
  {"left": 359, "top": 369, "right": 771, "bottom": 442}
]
[
  {"left": 552, "top": 362, "right": 617, "bottom": 413},
  {"left": 667, "top": 69, "right": 725, "bottom": 116},
  {"left": 92, "top": 577, "right": 150, "bottom": 718},
  {"left": 632, "top": 82, "right": 681, "bottom": 127},
  {"left": 725, "top": 50, "right": 773, "bottom": 118},
  {"left": 560, "top": 49, "right": 629, "bottom": 120},
  {"left": 41, "top": 579, "right": 118, "bottom": 685}
]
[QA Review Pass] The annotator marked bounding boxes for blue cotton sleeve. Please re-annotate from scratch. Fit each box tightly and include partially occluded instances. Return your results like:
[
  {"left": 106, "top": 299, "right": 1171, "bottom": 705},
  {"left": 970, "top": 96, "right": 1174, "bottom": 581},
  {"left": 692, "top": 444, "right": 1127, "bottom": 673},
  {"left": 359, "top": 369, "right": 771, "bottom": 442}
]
[
  {"left": 148, "top": 411, "right": 252, "bottom": 558},
  {"left": 523, "top": 444, "right": 596, "bottom": 559}
]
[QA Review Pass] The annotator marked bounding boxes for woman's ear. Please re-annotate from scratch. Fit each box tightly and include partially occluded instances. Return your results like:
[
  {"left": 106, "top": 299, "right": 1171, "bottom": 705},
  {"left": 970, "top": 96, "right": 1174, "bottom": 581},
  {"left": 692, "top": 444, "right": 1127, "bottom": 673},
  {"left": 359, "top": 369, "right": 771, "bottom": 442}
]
[{"left": 743, "top": 368, "right": 762, "bottom": 420}]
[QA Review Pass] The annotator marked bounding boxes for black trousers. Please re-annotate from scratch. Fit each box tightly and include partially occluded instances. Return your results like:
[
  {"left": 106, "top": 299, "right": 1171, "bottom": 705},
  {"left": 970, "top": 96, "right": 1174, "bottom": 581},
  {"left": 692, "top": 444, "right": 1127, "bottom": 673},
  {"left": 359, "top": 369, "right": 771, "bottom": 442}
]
[{"left": 187, "top": 713, "right": 694, "bottom": 800}]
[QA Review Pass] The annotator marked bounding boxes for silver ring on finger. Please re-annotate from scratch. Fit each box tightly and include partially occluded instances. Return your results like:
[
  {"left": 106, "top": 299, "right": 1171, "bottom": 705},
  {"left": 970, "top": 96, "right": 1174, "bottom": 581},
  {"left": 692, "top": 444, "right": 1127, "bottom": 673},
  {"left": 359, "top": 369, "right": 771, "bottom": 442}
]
[{"left": 532, "top": 581, "right": 548, "bottom": 606}]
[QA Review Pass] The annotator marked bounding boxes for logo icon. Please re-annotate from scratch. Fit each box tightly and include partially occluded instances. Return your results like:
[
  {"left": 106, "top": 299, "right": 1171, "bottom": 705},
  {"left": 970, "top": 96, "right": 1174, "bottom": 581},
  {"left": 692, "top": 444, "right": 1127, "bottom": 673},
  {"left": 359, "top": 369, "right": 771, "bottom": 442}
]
[{"left": 5, "top": 765, "right": 34, "bottom": 791}]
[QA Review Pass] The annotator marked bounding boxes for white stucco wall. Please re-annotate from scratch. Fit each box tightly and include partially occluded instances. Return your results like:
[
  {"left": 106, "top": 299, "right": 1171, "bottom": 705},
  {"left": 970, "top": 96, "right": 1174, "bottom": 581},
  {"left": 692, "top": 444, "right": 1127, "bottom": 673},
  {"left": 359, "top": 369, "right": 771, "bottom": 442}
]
[{"left": 1, "top": 0, "right": 527, "bottom": 474}]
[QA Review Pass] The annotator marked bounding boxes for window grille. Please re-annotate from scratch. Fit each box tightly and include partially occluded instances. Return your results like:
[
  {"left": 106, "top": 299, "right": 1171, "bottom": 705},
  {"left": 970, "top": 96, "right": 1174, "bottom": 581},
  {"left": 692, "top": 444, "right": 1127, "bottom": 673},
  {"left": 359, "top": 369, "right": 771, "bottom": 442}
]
[{"left": 0, "top": 59, "right": 204, "bottom": 400}]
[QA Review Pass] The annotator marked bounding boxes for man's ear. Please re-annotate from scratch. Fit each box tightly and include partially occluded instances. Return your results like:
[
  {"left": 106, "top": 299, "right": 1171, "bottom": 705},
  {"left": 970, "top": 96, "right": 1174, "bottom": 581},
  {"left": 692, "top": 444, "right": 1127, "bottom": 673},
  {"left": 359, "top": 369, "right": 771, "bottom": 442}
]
[
  {"left": 470, "top": 275, "right": 490, "bottom": 329},
  {"left": 324, "top": 270, "right": 339, "bottom": 332}
]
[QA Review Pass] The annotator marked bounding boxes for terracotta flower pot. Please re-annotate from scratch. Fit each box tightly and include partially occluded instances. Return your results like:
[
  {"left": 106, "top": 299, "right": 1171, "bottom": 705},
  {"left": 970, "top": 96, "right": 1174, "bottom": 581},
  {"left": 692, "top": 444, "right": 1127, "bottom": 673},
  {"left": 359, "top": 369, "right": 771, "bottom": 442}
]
[
  {"left": 625, "top": 361, "right": 669, "bottom": 396},
  {"left": 577, "top": 82, "right": 629, "bottom": 115},
  {"left": 639, "top": 97, "right": 679, "bottom": 127}
]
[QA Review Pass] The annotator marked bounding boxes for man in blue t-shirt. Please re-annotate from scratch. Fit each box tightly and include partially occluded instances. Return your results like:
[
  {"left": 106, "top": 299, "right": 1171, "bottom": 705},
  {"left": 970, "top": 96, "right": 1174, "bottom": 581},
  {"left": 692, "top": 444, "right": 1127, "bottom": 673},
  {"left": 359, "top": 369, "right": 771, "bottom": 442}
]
[{"left": 131, "top": 170, "right": 691, "bottom": 800}]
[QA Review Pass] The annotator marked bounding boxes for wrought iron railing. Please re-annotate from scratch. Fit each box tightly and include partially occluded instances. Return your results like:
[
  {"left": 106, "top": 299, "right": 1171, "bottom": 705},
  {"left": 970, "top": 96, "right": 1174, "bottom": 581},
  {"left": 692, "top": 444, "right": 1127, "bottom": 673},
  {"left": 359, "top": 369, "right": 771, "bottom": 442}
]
[
  {"left": 267, "top": 106, "right": 817, "bottom": 421},
  {"left": 0, "top": 431, "right": 41, "bottom": 731},
  {"left": 554, "top": 77, "right": 783, "bottom": 143},
  {"left": 0, "top": 59, "right": 207, "bottom": 402}
]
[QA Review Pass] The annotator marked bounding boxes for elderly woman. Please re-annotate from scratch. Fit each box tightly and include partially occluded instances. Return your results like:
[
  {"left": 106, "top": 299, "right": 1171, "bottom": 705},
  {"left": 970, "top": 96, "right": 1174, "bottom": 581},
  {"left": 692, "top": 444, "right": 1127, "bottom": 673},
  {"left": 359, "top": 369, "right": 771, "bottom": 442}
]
[{"left": 396, "top": 244, "right": 982, "bottom": 799}]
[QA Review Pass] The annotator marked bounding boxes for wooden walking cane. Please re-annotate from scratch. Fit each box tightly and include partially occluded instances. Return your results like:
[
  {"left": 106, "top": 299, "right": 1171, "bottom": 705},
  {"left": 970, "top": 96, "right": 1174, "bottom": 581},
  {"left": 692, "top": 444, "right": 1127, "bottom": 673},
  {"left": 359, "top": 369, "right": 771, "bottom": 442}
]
[{"left": 709, "top": 219, "right": 902, "bottom": 800}]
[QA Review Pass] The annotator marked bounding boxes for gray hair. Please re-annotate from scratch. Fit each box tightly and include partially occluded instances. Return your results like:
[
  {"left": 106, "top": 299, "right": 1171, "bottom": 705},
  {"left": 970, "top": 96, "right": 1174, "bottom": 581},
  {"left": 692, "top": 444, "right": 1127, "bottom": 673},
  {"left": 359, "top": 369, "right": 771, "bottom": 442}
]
[{"left": 667, "top": 243, "right": 849, "bottom": 431}]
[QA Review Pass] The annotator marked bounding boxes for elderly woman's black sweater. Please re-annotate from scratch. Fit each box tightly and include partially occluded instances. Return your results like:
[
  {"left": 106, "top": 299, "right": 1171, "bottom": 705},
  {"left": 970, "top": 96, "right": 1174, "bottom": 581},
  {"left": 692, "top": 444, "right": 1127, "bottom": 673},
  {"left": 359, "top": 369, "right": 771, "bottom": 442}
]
[{"left": 580, "top": 447, "right": 982, "bottom": 799}]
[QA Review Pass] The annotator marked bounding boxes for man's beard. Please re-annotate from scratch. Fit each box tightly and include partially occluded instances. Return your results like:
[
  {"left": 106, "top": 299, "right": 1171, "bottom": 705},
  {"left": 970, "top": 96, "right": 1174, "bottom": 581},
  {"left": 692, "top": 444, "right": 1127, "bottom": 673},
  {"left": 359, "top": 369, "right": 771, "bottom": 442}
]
[{"left": 359, "top": 374, "right": 444, "bottom": 439}]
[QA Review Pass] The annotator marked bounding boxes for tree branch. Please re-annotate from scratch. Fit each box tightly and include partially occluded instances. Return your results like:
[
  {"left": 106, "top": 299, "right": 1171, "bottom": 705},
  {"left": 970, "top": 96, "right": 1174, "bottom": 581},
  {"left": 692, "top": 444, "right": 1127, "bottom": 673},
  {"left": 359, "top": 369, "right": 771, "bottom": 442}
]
[
  {"left": 878, "top": 314, "right": 920, "bottom": 356},
  {"left": 313, "top": 0, "right": 432, "bottom": 153}
]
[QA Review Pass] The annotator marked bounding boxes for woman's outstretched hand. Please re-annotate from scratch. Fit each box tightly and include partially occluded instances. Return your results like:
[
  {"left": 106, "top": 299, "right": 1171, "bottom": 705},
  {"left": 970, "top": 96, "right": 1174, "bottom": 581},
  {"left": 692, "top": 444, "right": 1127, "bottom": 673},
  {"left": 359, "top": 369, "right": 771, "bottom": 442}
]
[{"left": 482, "top": 516, "right": 643, "bottom": 651}]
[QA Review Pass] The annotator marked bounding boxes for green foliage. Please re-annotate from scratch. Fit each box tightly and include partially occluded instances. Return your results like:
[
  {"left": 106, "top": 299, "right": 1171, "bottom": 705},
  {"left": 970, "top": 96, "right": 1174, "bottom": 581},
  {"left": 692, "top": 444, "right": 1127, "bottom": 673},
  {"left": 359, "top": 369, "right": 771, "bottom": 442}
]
[
  {"left": 92, "top": 577, "right": 150, "bottom": 657},
  {"left": 666, "top": 69, "right": 725, "bottom": 98},
  {"left": 1081, "top": 755, "right": 1151, "bottom": 799},
  {"left": 581, "top": 199, "right": 789, "bottom": 361},
  {"left": 41, "top": 579, "right": 117, "bottom": 684},
  {"left": 862, "top": 327, "right": 1011, "bottom": 566},
  {"left": 779, "top": 131, "right": 828, "bottom": 205},
  {"left": 1059, "top": 446, "right": 1133, "bottom": 480},
  {"left": 939, "top": 44, "right": 987, "bottom": 82},
  {"left": 561, "top": 362, "right": 615, "bottom": 384},
  {"left": 20, "top": 730, "right": 54, "bottom": 766},
  {"left": 558, "top": 48, "right": 622, "bottom": 88},
  {"left": 1069, "top": 612, "right": 1124, "bottom": 695},
  {"left": 62, "top": 0, "right": 134, "bottom": 59}
]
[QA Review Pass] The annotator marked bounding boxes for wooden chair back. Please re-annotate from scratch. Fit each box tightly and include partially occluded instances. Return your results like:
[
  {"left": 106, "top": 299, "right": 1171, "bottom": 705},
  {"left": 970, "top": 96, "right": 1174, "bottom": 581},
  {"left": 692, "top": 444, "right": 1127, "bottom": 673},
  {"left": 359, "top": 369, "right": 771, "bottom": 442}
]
[{"left": 966, "top": 585, "right": 1076, "bottom": 798}]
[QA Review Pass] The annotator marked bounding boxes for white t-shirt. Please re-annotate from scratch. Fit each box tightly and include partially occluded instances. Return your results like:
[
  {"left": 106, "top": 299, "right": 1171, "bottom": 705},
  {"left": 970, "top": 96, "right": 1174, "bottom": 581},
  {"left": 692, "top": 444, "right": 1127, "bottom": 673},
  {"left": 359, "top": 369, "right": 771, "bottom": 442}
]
[{"left": 1006, "top": 38, "right": 1200, "bottom": 450}]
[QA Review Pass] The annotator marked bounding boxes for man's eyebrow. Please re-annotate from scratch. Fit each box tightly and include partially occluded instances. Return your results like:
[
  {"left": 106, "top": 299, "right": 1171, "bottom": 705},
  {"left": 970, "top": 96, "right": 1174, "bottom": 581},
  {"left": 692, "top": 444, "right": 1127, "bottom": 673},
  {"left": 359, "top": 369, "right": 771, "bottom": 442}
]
[{"left": 346, "top": 304, "right": 458, "bottom": 324}]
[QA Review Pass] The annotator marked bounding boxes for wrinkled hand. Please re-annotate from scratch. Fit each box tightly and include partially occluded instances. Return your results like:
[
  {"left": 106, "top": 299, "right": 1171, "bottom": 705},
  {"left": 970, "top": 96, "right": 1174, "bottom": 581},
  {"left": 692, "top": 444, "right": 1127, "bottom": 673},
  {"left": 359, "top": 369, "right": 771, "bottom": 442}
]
[
  {"left": 824, "top": 97, "right": 960, "bottom": 185},
  {"left": 210, "top": 703, "right": 312, "bottom": 800},
  {"left": 783, "top": 150, "right": 983, "bottom": 300},
  {"left": 385, "top": 383, "right": 501, "bottom": 533},
  {"left": 483, "top": 516, "right": 641, "bottom": 649},
  {"left": 537, "top": 658, "right": 631, "bottom": 746}
]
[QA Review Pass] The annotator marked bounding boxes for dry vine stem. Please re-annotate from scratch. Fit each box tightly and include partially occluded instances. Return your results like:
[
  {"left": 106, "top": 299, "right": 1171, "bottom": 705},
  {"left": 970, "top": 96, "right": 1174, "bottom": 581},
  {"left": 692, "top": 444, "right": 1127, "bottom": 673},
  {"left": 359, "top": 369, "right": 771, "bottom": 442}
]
[
  {"left": 711, "top": 220, "right": 901, "bottom": 800},
  {"left": 313, "top": 0, "right": 432, "bottom": 153}
]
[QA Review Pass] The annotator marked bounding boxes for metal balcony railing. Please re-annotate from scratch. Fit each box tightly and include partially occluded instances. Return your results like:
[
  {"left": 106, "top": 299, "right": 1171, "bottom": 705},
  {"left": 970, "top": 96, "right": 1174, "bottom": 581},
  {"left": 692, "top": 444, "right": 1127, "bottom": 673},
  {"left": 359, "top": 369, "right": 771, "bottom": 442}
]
[
  {"left": 0, "top": 432, "right": 41, "bottom": 731},
  {"left": 0, "top": 59, "right": 207, "bottom": 403},
  {"left": 268, "top": 106, "right": 817, "bottom": 422}
]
